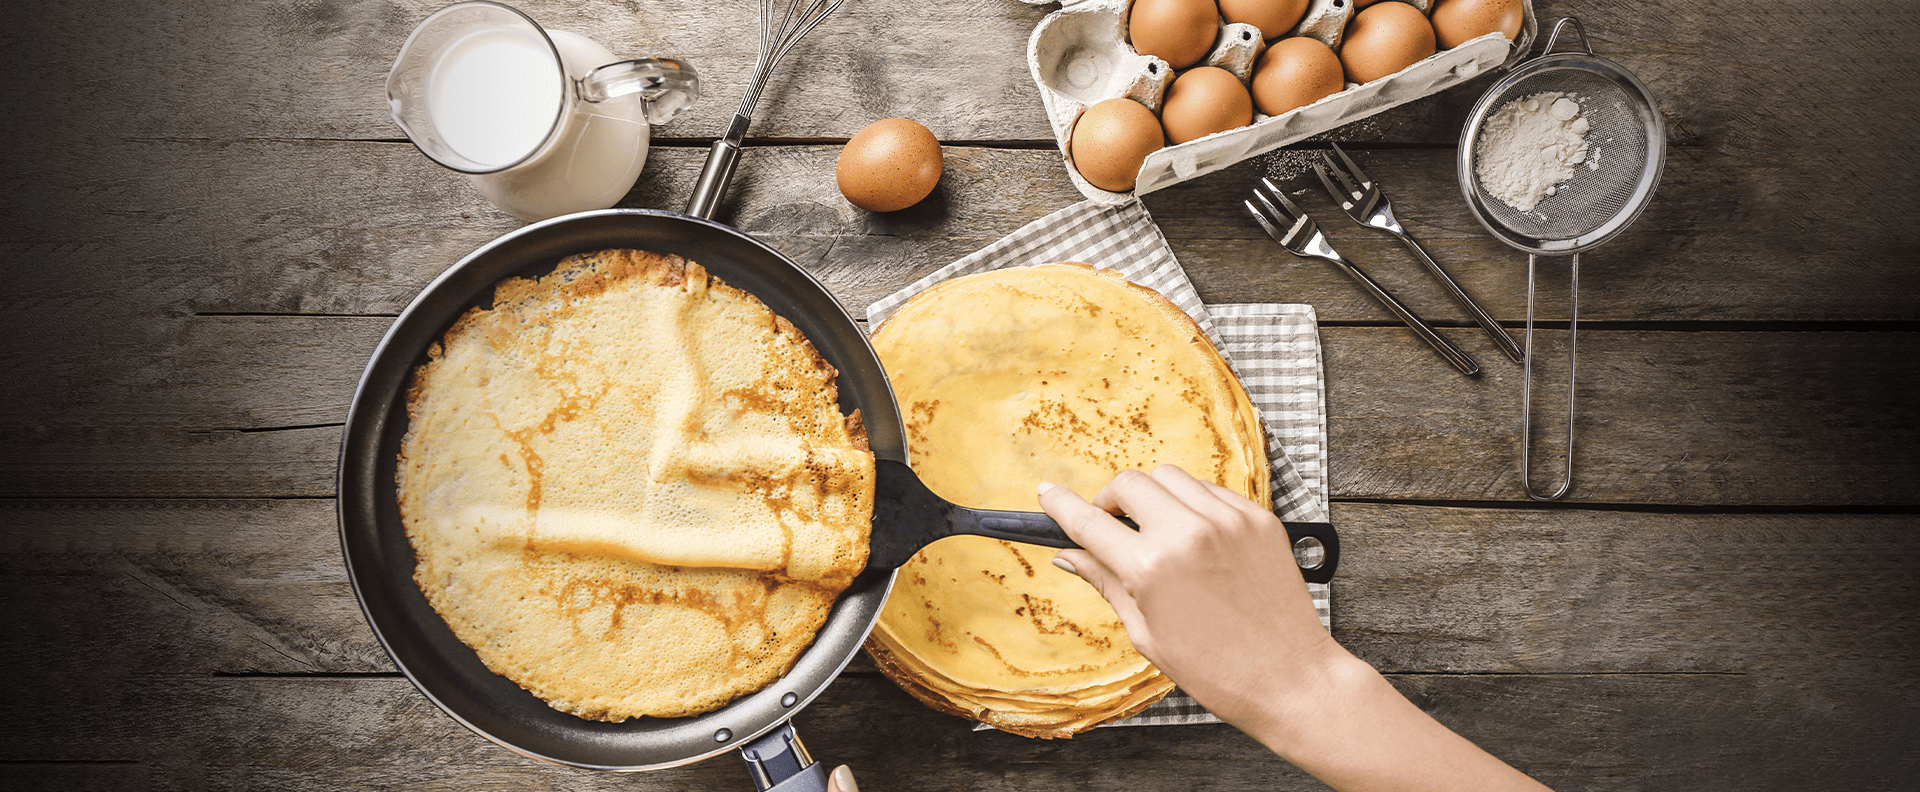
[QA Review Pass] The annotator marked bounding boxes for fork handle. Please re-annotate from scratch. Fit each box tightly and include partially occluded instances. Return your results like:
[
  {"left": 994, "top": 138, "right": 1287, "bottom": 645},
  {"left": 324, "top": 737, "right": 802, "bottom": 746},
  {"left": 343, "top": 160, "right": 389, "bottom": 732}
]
[
  {"left": 1395, "top": 233, "right": 1526, "bottom": 363},
  {"left": 1325, "top": 253, "right": 1481, "bottom": 376}
]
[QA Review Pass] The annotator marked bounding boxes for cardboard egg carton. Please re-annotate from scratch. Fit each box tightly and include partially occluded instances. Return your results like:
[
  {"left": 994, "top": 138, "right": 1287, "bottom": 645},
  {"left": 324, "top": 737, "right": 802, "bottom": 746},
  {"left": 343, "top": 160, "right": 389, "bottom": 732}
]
[{"left": 1025, "top": 0, "right": 1537, "bottom": 204}]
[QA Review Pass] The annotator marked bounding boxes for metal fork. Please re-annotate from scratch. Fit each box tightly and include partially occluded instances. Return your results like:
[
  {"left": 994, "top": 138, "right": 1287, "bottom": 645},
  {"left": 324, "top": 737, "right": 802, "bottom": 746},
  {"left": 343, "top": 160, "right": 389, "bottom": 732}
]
[
  {"left": 1245, "top": 178, "right": 1480, "bottom": 375},
  {"left": 1315, "top": 143, "right": 1525, "bottom": 363}
]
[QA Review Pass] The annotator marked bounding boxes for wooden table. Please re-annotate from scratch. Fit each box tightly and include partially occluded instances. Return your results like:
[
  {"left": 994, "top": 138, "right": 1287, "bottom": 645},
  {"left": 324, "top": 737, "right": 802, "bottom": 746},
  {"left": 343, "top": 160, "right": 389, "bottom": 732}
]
[{"left": 4, "top": 0, "right": 1916, "bottom": 789}]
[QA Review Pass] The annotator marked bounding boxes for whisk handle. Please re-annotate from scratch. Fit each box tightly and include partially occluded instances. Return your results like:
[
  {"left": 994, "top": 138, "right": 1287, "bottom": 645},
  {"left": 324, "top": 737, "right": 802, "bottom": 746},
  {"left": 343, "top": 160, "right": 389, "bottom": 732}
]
[
  {"left": 686, "top": 113, "right": 752, "bottom": 220},
  {"left": 686, "top": 138, "right": 740, "bottom": 221}
]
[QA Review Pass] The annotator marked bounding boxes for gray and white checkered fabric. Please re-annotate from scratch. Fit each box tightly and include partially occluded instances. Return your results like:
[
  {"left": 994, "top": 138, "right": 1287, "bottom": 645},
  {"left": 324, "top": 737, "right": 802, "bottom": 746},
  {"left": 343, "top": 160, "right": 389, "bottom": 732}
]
[{"left": 865, "top": 199, "right": 1331, "bottom": 729}]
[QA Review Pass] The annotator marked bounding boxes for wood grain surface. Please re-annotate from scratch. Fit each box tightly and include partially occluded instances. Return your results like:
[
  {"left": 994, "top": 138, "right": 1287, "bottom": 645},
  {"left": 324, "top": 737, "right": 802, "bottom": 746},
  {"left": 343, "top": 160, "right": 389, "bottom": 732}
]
[{"left": 2, "top": 0, "right": 1916, "bottom": 789}]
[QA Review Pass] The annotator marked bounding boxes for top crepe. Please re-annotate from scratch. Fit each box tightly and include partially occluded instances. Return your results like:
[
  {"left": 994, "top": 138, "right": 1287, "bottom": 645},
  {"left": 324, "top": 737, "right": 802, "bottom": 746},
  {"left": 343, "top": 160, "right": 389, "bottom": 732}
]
[
  {"left": 397, "top": 248, "right": 874, "bottom": 721},
  {"left": 864, "top": 262, "right": 1270, "bottom": 738}
]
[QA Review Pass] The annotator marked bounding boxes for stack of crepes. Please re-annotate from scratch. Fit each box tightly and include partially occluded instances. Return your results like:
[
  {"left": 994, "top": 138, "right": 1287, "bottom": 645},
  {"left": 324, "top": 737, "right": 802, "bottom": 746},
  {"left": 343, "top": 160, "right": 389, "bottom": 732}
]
[{"left": 864, "top": 262, "right": 1270, "bottom": 738}]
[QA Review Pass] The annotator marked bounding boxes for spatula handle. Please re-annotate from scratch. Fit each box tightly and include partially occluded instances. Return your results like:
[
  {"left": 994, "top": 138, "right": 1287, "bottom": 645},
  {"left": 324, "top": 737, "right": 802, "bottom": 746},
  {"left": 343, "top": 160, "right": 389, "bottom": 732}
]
[
  {"left": 949, "top": 506, "right": 1339, "bottom": 585},
  {"left": 947, "top": 506, "right": 1077, "bottom": 548}
]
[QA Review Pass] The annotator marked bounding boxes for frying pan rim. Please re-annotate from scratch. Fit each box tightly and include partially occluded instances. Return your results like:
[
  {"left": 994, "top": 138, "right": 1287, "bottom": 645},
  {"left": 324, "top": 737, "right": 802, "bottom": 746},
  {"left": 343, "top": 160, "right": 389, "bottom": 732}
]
[{"left": 336, "top": 208, "right": 902, "bottom": 772}]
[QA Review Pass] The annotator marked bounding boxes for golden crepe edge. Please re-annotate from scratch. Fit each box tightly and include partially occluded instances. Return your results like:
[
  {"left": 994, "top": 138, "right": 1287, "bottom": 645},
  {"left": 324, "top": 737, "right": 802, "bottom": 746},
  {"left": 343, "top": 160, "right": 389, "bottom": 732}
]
[{"left": 866, "top": 629, "right": 1177, "bottom": 739}]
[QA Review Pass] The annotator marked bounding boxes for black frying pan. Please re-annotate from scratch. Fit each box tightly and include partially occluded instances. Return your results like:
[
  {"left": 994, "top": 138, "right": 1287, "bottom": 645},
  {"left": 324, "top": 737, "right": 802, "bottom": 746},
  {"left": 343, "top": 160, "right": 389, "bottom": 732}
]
[{"left": 337, "top": 208, "right": 1338, "bottom": 787}]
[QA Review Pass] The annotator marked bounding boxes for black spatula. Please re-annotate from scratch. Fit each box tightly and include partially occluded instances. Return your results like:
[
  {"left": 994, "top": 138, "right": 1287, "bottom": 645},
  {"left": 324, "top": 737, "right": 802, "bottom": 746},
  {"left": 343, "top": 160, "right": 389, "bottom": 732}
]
[{"left": 865, "top": 459, "right": 1338, "bottom": 584}]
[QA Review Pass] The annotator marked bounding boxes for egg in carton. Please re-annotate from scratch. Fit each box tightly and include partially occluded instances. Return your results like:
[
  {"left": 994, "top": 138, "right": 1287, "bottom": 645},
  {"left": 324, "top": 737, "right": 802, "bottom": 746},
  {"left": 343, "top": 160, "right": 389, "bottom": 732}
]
[{"left": 1026, "top": 0, "right": 1537, "bottom": 204}]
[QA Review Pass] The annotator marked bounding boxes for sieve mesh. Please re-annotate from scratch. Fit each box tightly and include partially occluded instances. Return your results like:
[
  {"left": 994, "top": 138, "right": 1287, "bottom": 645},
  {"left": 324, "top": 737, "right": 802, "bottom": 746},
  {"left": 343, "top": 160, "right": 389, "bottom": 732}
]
[{"left": 1467, "top": 65, "right": 1657, "bottom": 244}]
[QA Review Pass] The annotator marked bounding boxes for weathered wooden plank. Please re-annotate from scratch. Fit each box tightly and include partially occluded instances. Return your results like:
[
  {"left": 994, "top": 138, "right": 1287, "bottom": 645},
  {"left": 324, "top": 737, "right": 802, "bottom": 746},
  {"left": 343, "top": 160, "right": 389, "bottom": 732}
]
[
  {"left": 1328, "top": 504, "right": 1920, "bottom": 676},
  {"left": 0, "top": 311, "right": 384, "bottom": 499},
  {"left": 3, "top": 671, "right": 1913, "bottom": 791},
  {"left": 7, "top": 141, "right": 1918, "bottom": 328},
  {"left": 1162, "top": 147, "right": 1920, "bottom": 324},
  {"left": 0, "top": 0, "right": 1057, "bottom": 146},
  {"left": 7, "top": 495, "right": 1913, "bottom": 786},
  {"left": 12, "top": 0, "right": 1917, "bottom": 151},
  {"left": 4, "top": 325, "right": 1911, "bottom": 504},
  {"left": 8, "top": 498, "right": 1914, "bottom": 683},
  {"left": 0, "top": 763, "right": 151, "bottom": 792},
  {"left": 1, "top": 2, "right": 1914, "bottom": 791},
  {"left": 1, "top": 316, "right": 384, "bottom": 432},
  {"left": 0, "top": 499, "right": 386, "bottom": 677},
  {"left": 1322, "top": 328, "right": 1920, "bottom": 505},
  {"left": 0, "top": 426, "right": 342, "bottom": 499}
]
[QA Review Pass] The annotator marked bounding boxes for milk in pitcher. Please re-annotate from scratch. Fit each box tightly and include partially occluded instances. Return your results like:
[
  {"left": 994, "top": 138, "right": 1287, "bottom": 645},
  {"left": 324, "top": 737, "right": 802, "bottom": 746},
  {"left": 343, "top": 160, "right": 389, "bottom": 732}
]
[
  {"left": 389, "top": 1, "right": 697, "bottom": 221},
  {"left": 459, "top": 28, "right": 654, "bottom": 221},
  {"left": 427, "top": 28, "right": 563, "bottom": 168}
]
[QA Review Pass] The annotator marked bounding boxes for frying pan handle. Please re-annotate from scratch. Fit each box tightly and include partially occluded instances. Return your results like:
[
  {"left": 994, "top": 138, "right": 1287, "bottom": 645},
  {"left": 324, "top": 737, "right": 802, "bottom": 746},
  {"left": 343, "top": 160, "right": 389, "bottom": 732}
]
[
  {"left": 740, "top": 722, "right": 829, "bottom": 792},
  {"left": 953, "top": 507, "right": 1340, "bottom": 585}
]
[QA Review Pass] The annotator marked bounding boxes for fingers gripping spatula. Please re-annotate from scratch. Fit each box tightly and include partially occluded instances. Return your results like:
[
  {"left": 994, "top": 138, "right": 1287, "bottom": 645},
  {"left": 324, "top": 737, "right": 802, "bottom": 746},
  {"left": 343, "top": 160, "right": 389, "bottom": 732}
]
[{"left": 866, "top": 459, "right": 1339, "bottom": 584}]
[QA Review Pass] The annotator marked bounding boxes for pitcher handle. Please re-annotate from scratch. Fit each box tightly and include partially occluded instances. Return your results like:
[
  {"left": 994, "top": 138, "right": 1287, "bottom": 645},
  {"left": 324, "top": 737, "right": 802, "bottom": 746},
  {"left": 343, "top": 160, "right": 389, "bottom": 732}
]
[{"left": 579, "top": 57, "right": 700, "bottom": 124}]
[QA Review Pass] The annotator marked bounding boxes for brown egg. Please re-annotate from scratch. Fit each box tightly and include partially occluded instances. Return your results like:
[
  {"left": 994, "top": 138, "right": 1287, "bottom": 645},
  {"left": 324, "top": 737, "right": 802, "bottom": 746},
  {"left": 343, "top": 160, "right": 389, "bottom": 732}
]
[
  {"left": 1218, "top": 0, "right": 1308, "bottom": 40},
  {"left": 1431, "top": 0, "right": 1523, "bottom": 49},
  {"left": 837, "top": 118, "right": 943, "bottom": 212},
  {"left": 1339, "top": 1, "right": 1436, "bottom": 84},
  {"left": 1160, "top": 66, "right": 1254, "bottom": 145},
  {"left": 1250, "top": 36, "right": 1344, "bottom": 117},
  {"left": 1129, "top": 0, "right": 1221, "bottom": 69},
  {"left": 1069, "top": 98, "right": 1165, "bottom": 192}
]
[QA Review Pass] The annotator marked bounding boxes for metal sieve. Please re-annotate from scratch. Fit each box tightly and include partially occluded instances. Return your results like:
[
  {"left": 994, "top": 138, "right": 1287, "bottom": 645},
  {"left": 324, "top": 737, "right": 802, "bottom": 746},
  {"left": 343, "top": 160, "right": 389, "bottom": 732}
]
[{"left": 1458, "top": 18, "right": 1666, "bottom": 501}]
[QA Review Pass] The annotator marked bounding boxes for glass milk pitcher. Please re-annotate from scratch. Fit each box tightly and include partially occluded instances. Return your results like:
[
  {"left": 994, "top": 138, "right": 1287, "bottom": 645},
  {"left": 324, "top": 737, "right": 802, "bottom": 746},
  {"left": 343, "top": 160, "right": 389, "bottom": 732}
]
[{"left": 387, "top": 1, "right": 699, "bottom": 221}]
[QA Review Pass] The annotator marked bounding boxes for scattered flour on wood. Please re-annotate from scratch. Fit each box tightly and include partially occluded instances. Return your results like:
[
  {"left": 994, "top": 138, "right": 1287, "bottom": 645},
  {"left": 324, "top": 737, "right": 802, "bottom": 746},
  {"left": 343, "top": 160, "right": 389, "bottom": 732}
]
[
  {"left": 1261, "top": 118, "right": 1385, "bottom": 183},
  {"left": 1259, "top": 149, "right": 1322, "bottom": 182},
  {"left": 1475, "top": 92, "right": 1590, "bottom": 212}
]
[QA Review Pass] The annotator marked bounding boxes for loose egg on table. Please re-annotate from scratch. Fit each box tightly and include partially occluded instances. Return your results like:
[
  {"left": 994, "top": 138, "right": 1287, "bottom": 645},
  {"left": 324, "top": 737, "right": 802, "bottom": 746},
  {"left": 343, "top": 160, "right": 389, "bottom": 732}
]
[
  {"left": 1128, "top": 0, "right": 1220, "bottom": 69},
  {"left": 1070, "top": 97, "right": 1166, "bottom": 192},
  {"left": 1431, "top": 0, "right": 1524, "bottom": 49},
  {"left": 836, "top": 118, "right": 943, "bottom": 212},
  {"left": 1339, "top": 1, "right": 1437, "bottom": 84}
]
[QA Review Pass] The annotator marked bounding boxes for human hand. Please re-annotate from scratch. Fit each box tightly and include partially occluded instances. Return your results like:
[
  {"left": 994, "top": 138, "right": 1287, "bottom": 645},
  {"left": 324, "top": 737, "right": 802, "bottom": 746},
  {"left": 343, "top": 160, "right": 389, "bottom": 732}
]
[
  {"left": 1041, "top": 466, "right": 1551, "bottom": 792},
  {"left": 1038, "top": 465, "right": 1346, "bottom": 735},
  {"left": 826, "top": 764, "right": 859, "bottom": 792}
]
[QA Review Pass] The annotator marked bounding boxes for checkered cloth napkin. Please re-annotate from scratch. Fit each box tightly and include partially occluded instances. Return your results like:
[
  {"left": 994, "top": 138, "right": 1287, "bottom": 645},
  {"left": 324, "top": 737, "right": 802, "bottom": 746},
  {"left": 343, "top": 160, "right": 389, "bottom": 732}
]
[{"left": 866, "top": 198, "right": 1331, "bottom": 729}]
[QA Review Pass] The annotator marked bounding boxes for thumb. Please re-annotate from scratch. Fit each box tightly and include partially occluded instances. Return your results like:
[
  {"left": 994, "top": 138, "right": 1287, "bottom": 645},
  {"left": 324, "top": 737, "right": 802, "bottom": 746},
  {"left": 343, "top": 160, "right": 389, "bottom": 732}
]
[
  {"left": 828, "top": 764, "right": 858, "bottom": 792},
  {"left": 1053, "top": 549, "right": 1143, "bottom": 633}
]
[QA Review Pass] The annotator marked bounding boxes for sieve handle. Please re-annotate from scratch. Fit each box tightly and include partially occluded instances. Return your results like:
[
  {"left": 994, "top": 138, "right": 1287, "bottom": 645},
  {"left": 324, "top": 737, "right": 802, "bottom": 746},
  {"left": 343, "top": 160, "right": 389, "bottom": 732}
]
[
  {"left": 1520, "top": 252, "right": 1579, "bottom": 501},
  {"left": 1325, "top": 251, "right": 1481, "bottom": 376},
  {"left": 1541, "top": 17, "right": 1594, "bottom": 58}
]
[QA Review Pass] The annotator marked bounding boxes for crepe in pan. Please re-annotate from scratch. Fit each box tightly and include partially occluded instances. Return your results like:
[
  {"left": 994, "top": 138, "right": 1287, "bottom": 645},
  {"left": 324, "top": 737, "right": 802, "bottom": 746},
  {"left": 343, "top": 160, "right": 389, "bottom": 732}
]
[
  {"left": 863, "top": 262, "right": 1270, "bottom": 738},
  {"left": 398, "top": 248, "right": 873, "bottom": 721}
]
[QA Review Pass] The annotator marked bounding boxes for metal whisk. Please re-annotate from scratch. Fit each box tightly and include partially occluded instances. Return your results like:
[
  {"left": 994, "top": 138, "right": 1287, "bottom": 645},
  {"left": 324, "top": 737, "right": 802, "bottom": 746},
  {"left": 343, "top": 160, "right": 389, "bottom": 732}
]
[{"left": 686, "top": 0, "right": 847, "bottom": 219}]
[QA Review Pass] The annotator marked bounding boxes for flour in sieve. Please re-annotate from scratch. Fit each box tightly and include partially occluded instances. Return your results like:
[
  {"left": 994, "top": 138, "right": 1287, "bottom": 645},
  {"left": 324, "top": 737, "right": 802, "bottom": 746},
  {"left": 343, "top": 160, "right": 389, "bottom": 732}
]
[{"left": 1475, "top": 92, "right": 1591, "bottom": 212}]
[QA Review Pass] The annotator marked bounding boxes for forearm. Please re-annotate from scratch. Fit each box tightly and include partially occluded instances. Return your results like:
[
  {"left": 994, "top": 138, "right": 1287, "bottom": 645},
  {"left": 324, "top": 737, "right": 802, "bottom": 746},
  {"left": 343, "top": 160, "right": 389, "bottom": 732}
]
[
  {"left": 1037, "top": 473, "right": 1549, "bottom": 790},
  {"left": 1238, "top": 649, "right": 1552, "bottom": 792}
]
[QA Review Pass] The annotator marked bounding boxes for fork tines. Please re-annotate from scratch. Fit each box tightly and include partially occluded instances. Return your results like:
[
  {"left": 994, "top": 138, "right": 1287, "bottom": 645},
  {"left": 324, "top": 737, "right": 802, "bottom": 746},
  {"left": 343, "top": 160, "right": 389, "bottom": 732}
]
[
  {"left": 1314, "top": 142, "right": 1376, "bottom": 213},
  {"left": 1245, "top": 177, "right": 1315, "bottom": 247}
]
